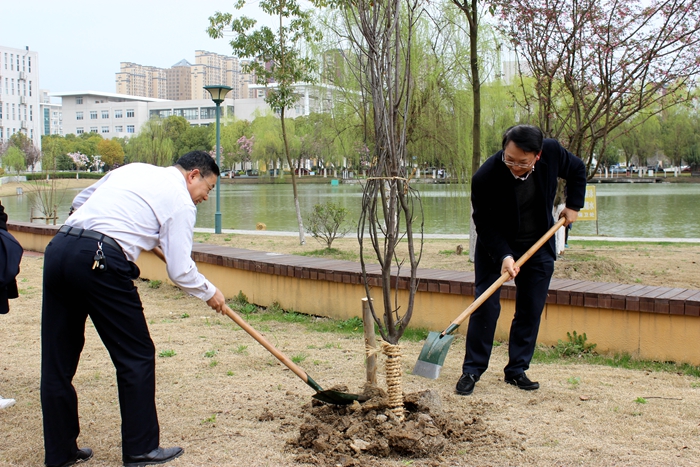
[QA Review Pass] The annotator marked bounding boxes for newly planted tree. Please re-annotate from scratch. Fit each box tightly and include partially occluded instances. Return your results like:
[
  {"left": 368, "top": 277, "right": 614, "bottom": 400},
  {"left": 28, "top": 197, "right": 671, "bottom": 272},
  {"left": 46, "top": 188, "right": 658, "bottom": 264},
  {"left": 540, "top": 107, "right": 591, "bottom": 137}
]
[
  {"left": 329, "top": 0, "right": 426, "bottom": 420},
  {"left": 209, "top": 0, "right": 323, "bottom": 245}
]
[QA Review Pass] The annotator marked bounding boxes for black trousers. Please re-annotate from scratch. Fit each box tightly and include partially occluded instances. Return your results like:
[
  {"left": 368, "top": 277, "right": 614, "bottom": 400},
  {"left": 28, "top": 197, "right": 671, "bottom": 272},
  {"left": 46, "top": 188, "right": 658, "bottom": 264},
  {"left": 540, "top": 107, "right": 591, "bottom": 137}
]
[
  {"left": 462, "top": 241, "right": 554, "bottom": 379},
  {"left": 41, "top": 232, "right": 159, "bottom": 465}
]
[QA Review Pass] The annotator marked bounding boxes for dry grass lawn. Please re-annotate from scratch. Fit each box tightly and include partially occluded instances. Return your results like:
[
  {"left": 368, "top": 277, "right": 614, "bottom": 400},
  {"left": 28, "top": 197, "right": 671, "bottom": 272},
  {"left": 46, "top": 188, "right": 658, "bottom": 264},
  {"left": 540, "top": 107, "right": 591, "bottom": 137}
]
[{"left": 1, "top": 235, "right": 700, "bottom": 466}]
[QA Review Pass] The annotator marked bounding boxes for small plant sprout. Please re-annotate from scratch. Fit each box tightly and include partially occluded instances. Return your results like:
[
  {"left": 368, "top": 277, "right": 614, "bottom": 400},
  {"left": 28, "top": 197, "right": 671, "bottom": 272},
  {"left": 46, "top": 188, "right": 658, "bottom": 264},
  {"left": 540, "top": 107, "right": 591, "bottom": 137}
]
[
  {"left": 204, "top": 349, "right": 217, "bottom": 358},
  {"left": 148, "top": 280, "right": 162, "bottom": 289},
  {"left": 635, "top": 397, "right": 647, "bottom": 404},
  {"left": 291, "top": 353, "right": 307, "bottom": 364},
  {"left": 202, "top": 414, "right": 216, "bottom": 424},
  {"left": 232, "top": 345, "right": 248, "bottom": 355},
  {"left": 158, "top": 349, "right": 176, "bottom": 358},
  {"left": 567, "top": 376, "right": 581, "bottom": 387}
]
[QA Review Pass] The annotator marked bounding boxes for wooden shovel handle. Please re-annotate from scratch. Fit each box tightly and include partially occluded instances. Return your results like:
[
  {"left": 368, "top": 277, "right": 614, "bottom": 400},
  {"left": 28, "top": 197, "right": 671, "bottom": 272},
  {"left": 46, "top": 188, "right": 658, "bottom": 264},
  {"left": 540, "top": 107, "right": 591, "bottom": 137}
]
[
  {"left": 150, "top": 246, "right": 320, "bottom": 390},
  {"left": 443, "top": 217, "right": 566, "bottom": 334},
  {"left": 221, "top": 304, "right": 313, "bottom": 385}
]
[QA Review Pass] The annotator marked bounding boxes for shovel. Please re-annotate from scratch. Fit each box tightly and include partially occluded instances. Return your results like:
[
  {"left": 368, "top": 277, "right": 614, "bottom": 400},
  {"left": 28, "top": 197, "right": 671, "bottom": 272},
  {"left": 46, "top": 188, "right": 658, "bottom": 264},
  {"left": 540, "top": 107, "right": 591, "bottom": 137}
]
[
  {"left": 220, "top": 304, "right": 369, "bottom": 404},
  {"left": 412, "top": 217, "right": 567, "bottom": 380},
  {"left": 150, "top": 247, "right": 368, "bottom": 405}
]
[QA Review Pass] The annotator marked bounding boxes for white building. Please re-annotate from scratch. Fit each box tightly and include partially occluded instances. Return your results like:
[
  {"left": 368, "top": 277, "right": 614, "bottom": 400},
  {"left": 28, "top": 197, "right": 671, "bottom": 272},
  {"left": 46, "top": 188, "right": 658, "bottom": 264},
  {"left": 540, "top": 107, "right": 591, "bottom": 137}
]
[
  {"left": 40, "top": 89, "right": 62, "bottom": 136},
  {"left": 51, "top": 90, "right": 273, "bottom": 138},
  {"left": 0, "top": 45, "right": 42, "bottom": 148}
]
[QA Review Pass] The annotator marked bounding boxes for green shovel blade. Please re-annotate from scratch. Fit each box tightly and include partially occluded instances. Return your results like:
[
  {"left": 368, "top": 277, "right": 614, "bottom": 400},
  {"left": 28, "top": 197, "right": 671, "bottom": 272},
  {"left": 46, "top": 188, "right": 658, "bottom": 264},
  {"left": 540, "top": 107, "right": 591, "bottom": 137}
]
[{"left": 412, "top": 331, "right": 456, "bottom": 380}]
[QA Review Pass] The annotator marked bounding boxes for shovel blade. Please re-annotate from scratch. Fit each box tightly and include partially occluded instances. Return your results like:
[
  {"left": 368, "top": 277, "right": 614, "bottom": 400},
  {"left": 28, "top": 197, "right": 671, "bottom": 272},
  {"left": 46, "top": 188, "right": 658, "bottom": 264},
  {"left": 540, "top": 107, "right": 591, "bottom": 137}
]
[
  {"left": 312, "top": 390, "right": 370, "bottom": 405},
  {"left": 412, "top": 331, "right": 455, "bottom": 380}
]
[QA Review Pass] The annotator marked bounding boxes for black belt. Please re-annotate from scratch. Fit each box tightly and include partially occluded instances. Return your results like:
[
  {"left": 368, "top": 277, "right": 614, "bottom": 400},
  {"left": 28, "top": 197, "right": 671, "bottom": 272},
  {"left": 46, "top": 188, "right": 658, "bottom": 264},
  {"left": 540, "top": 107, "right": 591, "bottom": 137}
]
[{"left": 58, "top": 225, "right": 123, "bottom": 253}]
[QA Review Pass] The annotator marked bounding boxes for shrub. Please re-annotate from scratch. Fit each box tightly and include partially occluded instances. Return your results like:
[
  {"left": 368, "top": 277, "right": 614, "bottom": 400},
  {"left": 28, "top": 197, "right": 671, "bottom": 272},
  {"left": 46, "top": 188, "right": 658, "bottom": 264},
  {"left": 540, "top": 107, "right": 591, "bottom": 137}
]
[{"left": 305, "top": 201, "right": 351, "bottom": 249}]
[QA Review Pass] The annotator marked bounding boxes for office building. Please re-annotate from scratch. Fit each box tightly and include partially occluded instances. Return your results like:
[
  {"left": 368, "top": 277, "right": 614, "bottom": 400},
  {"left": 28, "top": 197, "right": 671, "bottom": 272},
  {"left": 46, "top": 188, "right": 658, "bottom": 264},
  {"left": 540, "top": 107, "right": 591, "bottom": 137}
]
[
  {"left": 40, "top": 89, "right": 62, "bottom": 136},
  {"left": 52, "top": 91, "right": 271, "bottom": 138}
]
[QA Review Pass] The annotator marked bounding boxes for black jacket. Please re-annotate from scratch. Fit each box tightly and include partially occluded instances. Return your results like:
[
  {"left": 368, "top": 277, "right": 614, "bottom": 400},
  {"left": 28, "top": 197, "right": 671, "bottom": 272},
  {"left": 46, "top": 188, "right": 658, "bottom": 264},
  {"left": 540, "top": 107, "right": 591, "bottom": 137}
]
[
  {"left": 0, "top": 203, "right": 22, "bottom": 314},
  {"left": 471, "top": 138, "right": 587, "bottom": 262}
]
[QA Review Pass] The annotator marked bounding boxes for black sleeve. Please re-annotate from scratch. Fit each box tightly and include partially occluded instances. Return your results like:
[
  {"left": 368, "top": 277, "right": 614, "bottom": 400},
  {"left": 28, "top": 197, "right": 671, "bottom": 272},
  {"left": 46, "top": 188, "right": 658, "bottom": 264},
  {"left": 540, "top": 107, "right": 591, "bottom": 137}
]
[{"left": 0, "top": 202, "right": 8, "bottom": 231}]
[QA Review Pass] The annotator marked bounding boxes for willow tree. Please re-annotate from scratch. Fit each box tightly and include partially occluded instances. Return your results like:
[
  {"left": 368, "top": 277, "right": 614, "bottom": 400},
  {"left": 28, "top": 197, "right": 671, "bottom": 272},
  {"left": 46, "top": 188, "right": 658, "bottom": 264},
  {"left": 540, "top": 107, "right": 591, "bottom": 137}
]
[
  {"left": 209, "top": 0, "right": 323, "bottom": 245},
  {"left": 125, "top": 118, "right": 174, "bottom": 166},
  {"left": 328, "top": 0, "right": 425, "bottom": 420}
]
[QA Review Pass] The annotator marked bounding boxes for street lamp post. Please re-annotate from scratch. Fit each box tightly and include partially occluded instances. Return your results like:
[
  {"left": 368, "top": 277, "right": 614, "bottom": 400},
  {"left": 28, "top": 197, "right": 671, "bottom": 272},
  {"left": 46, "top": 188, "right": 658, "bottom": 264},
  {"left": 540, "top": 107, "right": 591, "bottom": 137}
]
[{"left": 204, "top": 85, "right": 233, "bottom": 234}]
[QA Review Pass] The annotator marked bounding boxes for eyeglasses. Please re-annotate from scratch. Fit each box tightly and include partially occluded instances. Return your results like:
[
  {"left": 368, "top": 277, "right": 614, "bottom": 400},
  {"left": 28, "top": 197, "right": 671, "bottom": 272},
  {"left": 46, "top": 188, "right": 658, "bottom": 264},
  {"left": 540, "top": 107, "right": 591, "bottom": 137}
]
[
  {"left": 200, "top": 174, "right": 215, "bottom": 193},
  {"left": 502, "top": 153, "right": 536, "bottom": 169}
]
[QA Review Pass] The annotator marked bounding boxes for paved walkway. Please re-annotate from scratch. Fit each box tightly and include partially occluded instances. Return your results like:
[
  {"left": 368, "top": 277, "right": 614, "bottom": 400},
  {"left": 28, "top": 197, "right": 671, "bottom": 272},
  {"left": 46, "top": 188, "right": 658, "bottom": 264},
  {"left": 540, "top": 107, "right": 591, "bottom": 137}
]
[{"left": 194, "top": 228, "right": 700, "bottom": 243}]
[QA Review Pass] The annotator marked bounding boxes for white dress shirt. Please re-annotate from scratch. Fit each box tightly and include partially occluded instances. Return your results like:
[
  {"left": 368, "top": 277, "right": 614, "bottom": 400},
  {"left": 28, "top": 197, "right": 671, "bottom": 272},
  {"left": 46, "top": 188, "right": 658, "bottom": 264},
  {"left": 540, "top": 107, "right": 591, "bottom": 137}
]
[{"left": 67, "top": 163, "right": 216, "bottom": 301}]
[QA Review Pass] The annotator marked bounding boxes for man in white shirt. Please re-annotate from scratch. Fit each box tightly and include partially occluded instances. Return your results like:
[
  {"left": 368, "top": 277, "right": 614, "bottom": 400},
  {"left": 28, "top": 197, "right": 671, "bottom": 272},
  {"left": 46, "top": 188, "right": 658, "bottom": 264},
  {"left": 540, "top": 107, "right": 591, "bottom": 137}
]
[{"left": 41, "top": 151, "right": 226, "bottom": 467}]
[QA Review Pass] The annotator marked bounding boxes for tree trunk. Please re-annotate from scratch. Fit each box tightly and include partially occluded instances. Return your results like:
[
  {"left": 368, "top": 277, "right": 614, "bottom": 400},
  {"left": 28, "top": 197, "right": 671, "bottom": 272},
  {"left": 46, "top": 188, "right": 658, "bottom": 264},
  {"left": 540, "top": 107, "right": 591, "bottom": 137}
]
[{"left": 280, "top": 109, "right": 305, "bottom": 245}]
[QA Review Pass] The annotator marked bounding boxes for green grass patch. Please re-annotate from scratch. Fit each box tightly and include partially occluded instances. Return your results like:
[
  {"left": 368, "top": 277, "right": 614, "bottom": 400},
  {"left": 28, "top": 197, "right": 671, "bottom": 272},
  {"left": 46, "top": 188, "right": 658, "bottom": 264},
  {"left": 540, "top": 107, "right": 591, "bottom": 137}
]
[
  {"left": 299, "top": 248, "right": 358, "bottom": 261},
  {"left": 158, "top": 349, "right": 176, "bottom": 358},
  {"left": 535, "top": 331, "right": 700, "bottom": 377}
]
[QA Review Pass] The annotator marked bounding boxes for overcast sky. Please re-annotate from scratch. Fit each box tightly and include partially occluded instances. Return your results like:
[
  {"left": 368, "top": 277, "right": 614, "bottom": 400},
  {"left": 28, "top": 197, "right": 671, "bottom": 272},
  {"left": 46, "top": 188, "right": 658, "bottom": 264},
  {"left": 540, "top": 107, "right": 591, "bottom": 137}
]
[{"left": 1, "top": 0, "right": 278, "bottom": 94}]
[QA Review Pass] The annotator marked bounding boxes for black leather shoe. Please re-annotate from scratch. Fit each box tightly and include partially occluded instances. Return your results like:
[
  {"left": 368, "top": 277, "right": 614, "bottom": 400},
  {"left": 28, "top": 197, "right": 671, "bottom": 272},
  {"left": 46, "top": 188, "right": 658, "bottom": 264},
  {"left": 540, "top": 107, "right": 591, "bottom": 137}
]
[
  {"left": 504, "top": 372, "right": 540, "bottom": 390},
  {"left": 123, "top": 447, "right": 183, "bottom": 467},
  {"left": 455, "top": 373, "right": 479, "bottom": 395},
  {"left": 48, "top": 447, "right": 93, "bottom": 467}
]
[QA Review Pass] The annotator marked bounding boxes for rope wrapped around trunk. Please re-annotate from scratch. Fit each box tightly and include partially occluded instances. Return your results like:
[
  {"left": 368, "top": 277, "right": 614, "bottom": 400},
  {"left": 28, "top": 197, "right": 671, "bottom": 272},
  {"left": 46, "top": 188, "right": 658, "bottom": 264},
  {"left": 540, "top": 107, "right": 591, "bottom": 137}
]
[{"left": 381, "top": 341, "right": 404, "bottom": 421}]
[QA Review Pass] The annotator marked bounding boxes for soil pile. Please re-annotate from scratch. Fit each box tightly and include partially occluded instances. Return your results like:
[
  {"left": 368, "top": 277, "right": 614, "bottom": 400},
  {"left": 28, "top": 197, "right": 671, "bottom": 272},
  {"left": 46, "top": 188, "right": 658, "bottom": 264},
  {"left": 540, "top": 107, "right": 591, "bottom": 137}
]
[{"left": 291, "top": 386, "right": 503, "bottom": 466}]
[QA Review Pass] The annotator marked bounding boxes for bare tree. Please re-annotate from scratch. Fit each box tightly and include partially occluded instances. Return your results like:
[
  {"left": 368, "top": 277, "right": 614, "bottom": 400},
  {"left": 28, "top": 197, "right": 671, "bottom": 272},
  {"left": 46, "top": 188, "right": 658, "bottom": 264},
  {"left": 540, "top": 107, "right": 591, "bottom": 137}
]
[
  {"left": 494, "top": 0, "right": 700, "bottom": 176},
  {"left": 330, "top": 0, "right": 425, "bottom": 420}
]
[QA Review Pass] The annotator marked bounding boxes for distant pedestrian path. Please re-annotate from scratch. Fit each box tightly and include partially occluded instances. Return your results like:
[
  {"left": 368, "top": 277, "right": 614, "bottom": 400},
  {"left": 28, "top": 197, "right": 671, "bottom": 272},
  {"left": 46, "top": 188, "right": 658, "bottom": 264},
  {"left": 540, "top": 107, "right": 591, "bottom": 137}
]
[{"left": 194, "top": 228, "right": 700, "bottom": 243}]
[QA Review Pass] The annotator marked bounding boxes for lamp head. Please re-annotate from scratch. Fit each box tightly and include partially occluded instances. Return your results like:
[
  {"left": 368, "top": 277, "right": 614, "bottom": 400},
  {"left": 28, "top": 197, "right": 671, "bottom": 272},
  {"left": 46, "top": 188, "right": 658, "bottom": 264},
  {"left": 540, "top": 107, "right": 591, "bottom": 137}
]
[{"left": 204, "top": 85, "right": 233, "bottom": 104}]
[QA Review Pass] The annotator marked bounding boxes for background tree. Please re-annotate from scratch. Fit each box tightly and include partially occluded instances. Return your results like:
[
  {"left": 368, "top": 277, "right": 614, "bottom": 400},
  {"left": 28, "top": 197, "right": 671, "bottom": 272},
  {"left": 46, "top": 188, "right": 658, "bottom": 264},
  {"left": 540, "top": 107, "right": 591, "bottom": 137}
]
[
  {"left": 2, "top": 146, "right": 27, "bottom": 176},
  {"left": 250, "top": 114, "right": 285, "bottom": 174},
  {"left": 179, "top": 125, "right": 213, "bottom": 159},
  {"left": 125, "top": 118, "right": 175, "bottom": 166},
  {"left": 67, "top": 152, "right": 89, "bottom": 178},
  {"left": 220, "top": 119, "right": 252, "bottom": 170},
  {"left": 96, "top": 138, "right": 126, "bottom": 169},
  {"left": 209, "top": 0, "right": 323, "bottom": 245},
  {"left": 8, "top": 132, "right": 41, "bottom": 171},
  {"left": 495, "top": 0, "right": 700, "bottom": 177},
  {"left": 616, "top": 112, "right": 661, "bottom": 169},
  {"left": 162, "top": 115, "right": 191, "bottom": 158},
  {"left": 659, "top": 102, "right": 696, "bottom": 169}
]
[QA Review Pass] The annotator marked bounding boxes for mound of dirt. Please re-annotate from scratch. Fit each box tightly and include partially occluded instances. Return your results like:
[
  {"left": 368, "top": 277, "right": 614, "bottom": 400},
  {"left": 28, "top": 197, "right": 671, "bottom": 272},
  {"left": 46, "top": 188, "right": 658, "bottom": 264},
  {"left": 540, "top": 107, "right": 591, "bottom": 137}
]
[
  {"left": 290, "top": 386, "right": 497, "bottom": 466},
  {"left": 553, "top": 254, "right": 628, "bottom": 282}
]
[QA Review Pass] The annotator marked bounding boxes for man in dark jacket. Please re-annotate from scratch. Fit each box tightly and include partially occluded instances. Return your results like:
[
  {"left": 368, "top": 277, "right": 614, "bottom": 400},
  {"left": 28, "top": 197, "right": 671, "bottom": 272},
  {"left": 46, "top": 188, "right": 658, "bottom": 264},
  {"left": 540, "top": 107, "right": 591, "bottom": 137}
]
[
  {"left": 0, "top": 201, "right": 23, "bottom": 410},
  {"left": 456, "top": 125, "right": 586, "bottom": 396}
]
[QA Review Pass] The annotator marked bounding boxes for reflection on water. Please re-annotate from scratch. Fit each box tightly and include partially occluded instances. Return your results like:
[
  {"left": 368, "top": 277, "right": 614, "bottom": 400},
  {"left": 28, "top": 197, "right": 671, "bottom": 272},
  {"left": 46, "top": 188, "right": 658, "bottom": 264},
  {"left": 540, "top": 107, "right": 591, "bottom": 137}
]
[{"left": 2, "top": 181, "right": 699, "bottom": 238}]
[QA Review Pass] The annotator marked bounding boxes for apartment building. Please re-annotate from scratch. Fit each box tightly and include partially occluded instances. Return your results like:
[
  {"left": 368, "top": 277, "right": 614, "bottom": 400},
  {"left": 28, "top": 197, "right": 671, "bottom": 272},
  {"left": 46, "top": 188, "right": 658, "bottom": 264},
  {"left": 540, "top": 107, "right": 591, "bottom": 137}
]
[
  {"left": 115, "top": 62, "right": 168, "bottom": 99},
  {"left": 116, "top": 50, "right": 257, "bottom": 101},
  {"left": 0, "top": 45, "right": 42, "bottom": 148},
  {"left": 53, "top": 91, "right": 271, "bottom": 138}
]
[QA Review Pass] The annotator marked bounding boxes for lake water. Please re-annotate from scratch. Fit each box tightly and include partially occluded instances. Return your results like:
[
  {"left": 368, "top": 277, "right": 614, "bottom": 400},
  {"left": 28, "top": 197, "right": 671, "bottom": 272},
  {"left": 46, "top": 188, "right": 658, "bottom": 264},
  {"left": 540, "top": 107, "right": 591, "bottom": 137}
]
[{"left": 3, "top": 181, "right": 699, "bottom": 238}]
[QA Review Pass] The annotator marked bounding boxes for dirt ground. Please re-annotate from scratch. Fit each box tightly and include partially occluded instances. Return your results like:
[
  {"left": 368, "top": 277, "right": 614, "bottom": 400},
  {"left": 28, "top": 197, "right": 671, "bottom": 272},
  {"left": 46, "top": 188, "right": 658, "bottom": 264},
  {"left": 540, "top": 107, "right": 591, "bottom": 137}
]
[
  {"left": 1, "top": 178, "right": 699, "bottom": 466},
  {"left": 1, "top": 230, "right": 699, "bottom": 466}
]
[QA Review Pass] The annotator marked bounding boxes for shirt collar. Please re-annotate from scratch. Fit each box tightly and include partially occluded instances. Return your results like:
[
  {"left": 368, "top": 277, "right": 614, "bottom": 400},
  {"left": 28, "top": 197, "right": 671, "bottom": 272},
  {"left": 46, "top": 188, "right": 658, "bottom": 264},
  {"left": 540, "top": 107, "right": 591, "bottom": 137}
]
[{"left": 510, "top": 165, "right": 535, "bottom": 181}]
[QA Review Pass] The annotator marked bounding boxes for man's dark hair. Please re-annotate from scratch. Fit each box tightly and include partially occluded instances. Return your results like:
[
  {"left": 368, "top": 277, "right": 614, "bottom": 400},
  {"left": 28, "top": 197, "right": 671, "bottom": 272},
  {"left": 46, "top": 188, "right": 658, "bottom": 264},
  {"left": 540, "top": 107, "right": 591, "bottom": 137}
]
[
  {"left": 175, "top": 151, "right": 220, "bottom": 177},
  {"left": 502, "top": 125, "right": 544, "bottom": 154}
]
